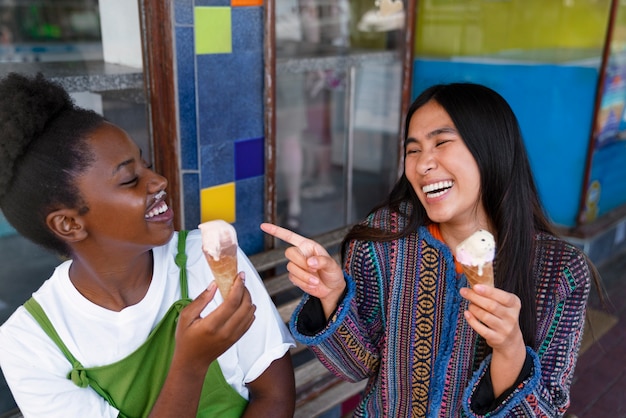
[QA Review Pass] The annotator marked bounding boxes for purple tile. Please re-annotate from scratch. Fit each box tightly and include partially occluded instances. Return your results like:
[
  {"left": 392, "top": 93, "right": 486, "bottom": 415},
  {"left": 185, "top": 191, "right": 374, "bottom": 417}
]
[{"left": 235, "top": 137, "right": 264, "bottom": 180}]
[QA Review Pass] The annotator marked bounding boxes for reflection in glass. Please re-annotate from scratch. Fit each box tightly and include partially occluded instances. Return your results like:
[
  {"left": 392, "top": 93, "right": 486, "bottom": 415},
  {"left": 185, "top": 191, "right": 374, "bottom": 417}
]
[
  {"left": 0, "top": 1, "right": 101, "bottom": 63},
  {"left": 275, "top": 0, "right": 404, "bottom": 237}
]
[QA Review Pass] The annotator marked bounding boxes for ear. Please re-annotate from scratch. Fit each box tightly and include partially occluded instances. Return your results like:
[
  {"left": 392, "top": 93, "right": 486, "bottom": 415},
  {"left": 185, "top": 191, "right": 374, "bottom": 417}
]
[{"left": 46, "top": 209, "right": 88, "bottom": 243}]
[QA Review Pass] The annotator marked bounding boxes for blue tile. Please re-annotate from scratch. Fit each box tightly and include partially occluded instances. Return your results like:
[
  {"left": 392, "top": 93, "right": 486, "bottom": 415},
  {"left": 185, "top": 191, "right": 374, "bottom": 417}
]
[
  {"left": 317, "top": 407, "right": 341, "bottom": 418},
  {"left": 174, "top": 0, "right": 193, "bottom": 25},
  {"left": 232, "top": 7, "right": 263, "bottom": 53},
  {"left": 195, "top": 0, "right": 230, "bottom": 6},
  {"left": 200, "top": 142, "right": 235, "bottom": 187},
  {"left": 235, "top": 137, "right": 264, "bottom": 180},
  {"left": 234, "top": 176, "right": 265, "bottom": 254},
  {"left": 182, "top": 172, "right": 200, "bottom": 230},
  {"left": 238, "top": 227, "right": 265, "bottom": 255},
  {"left": 176, "top": 26, "right": 198, "bottom": 170},
  {"left": 196, "top": 52, "right": 264, "bottom": 145}
]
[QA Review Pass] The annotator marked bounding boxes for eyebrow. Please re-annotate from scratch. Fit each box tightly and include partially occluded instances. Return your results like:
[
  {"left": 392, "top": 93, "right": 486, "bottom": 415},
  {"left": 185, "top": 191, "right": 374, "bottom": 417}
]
[
  {"left": 405, "top": 126, "right": 458, "bottom": 146},
  {"left": 427, "top": 127, "right": 457, "bottom": 137},
  {"left": 112, "top": 148, "right": 143, "bottom": 175}
]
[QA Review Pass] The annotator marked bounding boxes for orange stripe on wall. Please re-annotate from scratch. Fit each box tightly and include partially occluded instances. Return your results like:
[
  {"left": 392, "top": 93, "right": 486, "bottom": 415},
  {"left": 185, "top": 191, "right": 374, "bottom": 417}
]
[{"left": 232, "top": 0, "right": 262, "bottom": 6}]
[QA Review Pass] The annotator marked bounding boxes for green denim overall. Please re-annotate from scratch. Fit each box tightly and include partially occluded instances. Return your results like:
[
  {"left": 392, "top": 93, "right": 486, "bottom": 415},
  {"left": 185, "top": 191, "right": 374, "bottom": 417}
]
[{"left": 23, "top": 230, "right": 248, "bottom": 418}]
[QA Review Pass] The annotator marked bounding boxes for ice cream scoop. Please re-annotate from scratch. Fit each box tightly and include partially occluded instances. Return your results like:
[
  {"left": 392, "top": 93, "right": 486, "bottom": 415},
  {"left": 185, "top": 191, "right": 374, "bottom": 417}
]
[
  {"left": 198, "top": 220, "right": 238, "bottom": 298},
  {"left": 455, "top": 229, "right": 495, "bottom": 287}
]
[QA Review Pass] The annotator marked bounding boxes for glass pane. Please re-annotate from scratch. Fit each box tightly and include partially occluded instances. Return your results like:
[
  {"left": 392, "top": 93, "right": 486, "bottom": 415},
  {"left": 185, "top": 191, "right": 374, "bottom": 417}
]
[
  {"left": 275, "top": 0, "right": 404, "bottom": 237},
  {"left": 0, "top": 1, "right": 102, "bottom": 63}
]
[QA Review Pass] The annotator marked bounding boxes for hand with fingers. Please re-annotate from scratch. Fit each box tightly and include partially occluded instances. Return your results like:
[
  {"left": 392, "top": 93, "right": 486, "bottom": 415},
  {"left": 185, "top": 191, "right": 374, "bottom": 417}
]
[
  {"left": 174, "top": 272, "right": 257, "bottom": 373},
  {"left": 460, "top": 284, "right": 526, "bottom": 397},
  {"left": 260, "top": 223, "right": 346, "bottom": 319}
]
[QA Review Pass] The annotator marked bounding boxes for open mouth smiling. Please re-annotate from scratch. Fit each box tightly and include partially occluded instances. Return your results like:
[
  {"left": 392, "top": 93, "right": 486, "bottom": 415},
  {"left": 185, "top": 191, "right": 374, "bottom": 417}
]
[
  {"left": 422, "top": 180, "right": 454, "bottom": 198},
  {"left": 145, "top": 190, "right": 169, "bottom": 219},
  {"left": 145, "top": 201, "right": 169, "bottom": 219}
]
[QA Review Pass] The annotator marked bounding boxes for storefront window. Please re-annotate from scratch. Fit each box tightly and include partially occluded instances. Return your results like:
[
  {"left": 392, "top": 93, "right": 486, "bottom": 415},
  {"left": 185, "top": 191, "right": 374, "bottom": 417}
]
[{"left": 274, "top": 0, "right": 405, "bottom": 237}]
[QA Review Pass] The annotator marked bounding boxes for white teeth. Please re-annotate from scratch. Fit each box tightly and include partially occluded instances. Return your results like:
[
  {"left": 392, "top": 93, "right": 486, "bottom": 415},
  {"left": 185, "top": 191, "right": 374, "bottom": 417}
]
[
  {"left": 145, "top": 201, "right": 168, "bottom": 219},
  {"left": 422, "top": 180, "right": 454, "bottom": 195}
]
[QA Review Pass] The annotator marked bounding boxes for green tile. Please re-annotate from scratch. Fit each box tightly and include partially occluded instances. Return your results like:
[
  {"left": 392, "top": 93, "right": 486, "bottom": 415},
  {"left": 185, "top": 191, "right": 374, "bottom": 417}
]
[{"left": 194, "top": 7, "right": 232, "bottom": 54}]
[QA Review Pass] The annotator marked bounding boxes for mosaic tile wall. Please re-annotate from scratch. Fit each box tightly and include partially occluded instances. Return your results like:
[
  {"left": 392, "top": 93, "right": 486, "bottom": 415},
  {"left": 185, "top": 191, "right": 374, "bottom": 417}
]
[{"left": 174, "top": 0, "right": 265, "bottom": 254}]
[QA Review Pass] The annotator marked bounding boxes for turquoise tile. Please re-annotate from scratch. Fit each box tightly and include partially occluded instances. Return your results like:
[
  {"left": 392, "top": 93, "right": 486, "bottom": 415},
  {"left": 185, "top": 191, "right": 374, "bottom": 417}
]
[{"left": 0, "top": 212, "right": 16, "bottom": 237}]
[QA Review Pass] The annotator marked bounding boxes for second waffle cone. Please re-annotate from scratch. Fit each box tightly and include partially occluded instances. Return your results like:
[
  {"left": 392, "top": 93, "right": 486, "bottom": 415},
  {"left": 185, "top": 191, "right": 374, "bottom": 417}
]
[{"left": 462, "top": 261, "right": 494, "bottom": 288}]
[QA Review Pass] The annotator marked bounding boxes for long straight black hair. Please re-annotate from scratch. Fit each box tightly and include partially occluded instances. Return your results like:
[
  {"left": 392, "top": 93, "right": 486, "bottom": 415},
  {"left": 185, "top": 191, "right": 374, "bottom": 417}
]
[{"left": 342, "top": 82, "right": 555, "bottom": 347}]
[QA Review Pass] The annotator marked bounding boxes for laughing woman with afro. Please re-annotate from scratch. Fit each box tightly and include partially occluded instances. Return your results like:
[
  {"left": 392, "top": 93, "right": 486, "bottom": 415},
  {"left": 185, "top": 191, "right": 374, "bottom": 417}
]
[{"left": 0, "top": 72, "right": 296, "bottom": 418}]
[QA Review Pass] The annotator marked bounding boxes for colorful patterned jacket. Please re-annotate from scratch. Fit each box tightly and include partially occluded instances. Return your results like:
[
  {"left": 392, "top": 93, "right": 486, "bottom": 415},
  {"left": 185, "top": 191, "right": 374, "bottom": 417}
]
[{"left": 290, "top": 206, "right": 591, "bottom": 417}]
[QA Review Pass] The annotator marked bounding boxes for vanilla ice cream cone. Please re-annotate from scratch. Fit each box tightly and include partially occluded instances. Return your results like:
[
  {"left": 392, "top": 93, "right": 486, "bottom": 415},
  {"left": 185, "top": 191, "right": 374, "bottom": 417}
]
[
  {"left": 455, "top": 229, "right": 496, "bottom": 288},
  {"left": 198, "top": 220, "right": 238, "bottom": 298},
  {"left": 461, "top": 261, "right": 494, "bottom": 288}
]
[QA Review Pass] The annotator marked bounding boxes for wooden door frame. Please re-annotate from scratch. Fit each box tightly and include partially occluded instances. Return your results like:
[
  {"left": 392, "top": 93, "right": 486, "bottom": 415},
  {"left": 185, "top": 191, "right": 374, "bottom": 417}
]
[{"left": 138, "top": 0, "right": 182, "bottom": 230}]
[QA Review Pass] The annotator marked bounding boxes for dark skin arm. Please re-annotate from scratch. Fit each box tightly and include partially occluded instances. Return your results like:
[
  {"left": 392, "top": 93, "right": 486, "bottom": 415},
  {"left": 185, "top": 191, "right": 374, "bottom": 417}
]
[
  {"left": 243, "top": 352, "right": 296, "bottom": 418},
  {"left": 149, "top": 274, "right": 256, "bottom": 417}
]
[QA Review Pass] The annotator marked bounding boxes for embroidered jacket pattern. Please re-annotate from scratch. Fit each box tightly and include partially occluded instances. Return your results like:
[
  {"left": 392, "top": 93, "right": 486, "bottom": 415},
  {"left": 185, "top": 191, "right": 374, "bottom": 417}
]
[{"left": 290, "top": 205, "right": 591, "bottom": 417}]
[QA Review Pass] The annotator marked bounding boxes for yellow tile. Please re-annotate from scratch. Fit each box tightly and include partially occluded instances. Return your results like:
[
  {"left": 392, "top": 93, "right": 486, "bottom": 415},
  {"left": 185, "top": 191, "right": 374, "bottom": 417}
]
[
  {"left": 195, "top": 7, "right": 232, "bottom": 55},
  {"left": 200, "top": 183, "right": 236, "bottom": 223}
]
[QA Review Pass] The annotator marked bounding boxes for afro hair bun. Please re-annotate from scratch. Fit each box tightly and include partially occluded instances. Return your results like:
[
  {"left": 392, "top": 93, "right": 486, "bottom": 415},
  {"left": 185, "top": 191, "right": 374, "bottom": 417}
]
[{"left": 0, "top": 72, "right": 74, "bottom": 201}]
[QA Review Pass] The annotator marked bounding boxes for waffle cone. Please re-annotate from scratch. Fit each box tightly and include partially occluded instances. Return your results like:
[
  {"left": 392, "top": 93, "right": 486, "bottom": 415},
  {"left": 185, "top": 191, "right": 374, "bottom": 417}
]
[
  {"left": 461, "top": 261, "right": 494, "bottom": 288},
  {"left": 204, "top": 244, "right": 238, "bottom": 298},
  {"left": 214, "top": 272, "right": 235, "bottom": 299}
]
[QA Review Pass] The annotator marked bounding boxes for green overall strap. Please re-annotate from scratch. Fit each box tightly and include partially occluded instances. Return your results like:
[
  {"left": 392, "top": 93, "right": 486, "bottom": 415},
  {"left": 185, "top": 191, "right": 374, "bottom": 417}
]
[
  {"left": 175, "top": 229, "right": 189, "bottom": 299},
  {"left": 23, "top": 298, "right": 90, "bottom": 388},
  {"left": 24, "top": 231, "right": 248, "bottom": 417}
]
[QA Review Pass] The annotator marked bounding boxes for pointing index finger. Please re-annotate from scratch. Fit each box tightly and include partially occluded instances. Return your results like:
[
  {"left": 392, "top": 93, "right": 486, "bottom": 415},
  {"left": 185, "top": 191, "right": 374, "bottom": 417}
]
[{"left": 260, "top": 223, "right": 308, "bottom": 247}]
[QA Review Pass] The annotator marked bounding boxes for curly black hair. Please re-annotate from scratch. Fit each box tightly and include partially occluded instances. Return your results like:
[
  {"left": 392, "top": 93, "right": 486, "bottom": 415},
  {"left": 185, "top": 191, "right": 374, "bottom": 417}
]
[{"left": 0, "top": 72, "right": 104, "bottom": 257}]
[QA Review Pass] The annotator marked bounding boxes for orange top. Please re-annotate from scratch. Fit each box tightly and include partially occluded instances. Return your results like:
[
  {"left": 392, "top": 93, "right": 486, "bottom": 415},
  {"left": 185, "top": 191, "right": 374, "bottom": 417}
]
[{"left": 427, "top": 223, "right": 464, "bottom": 274}]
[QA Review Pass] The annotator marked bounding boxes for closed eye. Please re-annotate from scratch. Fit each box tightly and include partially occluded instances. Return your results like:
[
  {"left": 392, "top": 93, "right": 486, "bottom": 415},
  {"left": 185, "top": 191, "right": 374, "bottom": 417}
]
[{"left": 120, "top": 177, "right": 138, "bottom": 186}]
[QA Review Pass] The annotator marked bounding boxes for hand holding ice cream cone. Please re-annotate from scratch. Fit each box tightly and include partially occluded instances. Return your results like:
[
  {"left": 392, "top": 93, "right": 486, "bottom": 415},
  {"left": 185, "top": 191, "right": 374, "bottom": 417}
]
[
  {"left": 455, "top": 229, "right": 495, "bottom": 288},
  {"left": 198, "top": 220, "right": 239, "bottom": 298}
]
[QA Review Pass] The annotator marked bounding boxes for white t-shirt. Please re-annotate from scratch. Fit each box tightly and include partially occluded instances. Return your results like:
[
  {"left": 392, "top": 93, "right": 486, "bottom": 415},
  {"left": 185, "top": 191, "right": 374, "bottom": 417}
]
[{"left": 0, "top": 230, "right": 294, "bottom": 418}]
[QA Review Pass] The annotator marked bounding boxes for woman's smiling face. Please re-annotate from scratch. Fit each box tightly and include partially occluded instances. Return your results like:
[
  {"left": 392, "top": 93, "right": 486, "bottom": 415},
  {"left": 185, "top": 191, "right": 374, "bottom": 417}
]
[
  {"left": 404, "top": 100, "right": 487, "bottom": 229},
  {"left": 74, "top": 122, "right": 175, "bottom": 251}
]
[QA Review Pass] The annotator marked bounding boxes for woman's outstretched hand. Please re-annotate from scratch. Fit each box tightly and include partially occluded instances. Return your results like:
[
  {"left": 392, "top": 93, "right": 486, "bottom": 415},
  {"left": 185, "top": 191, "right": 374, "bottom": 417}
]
[{"left": 260, "top": 223, "right": 346, "bottom": 319}]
